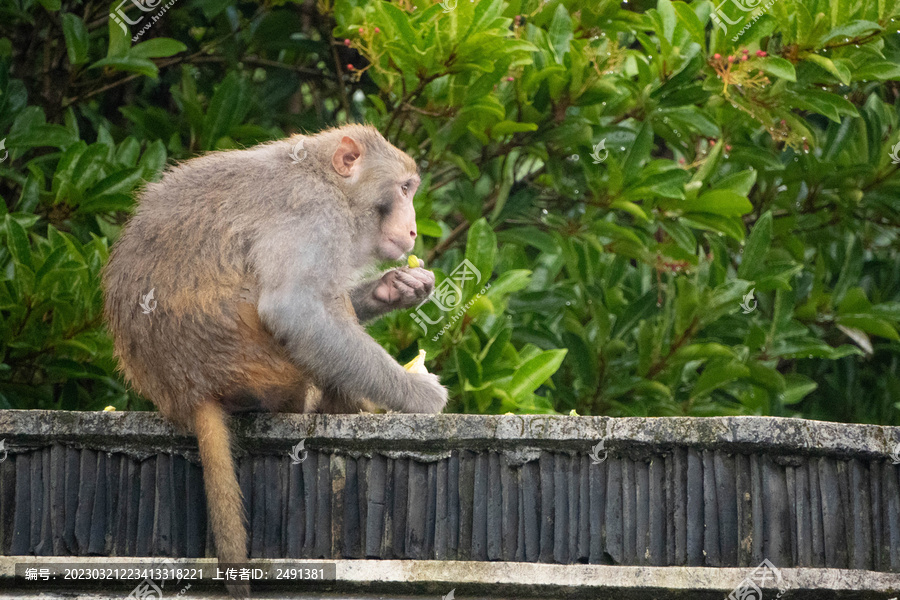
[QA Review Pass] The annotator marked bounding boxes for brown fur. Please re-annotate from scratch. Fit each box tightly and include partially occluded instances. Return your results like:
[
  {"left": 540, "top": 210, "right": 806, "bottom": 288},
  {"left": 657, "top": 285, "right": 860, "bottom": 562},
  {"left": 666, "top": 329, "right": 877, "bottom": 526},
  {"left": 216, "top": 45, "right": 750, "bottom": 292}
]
[{"left": 193, "top": 398, "right": 249, "bottom": 598}]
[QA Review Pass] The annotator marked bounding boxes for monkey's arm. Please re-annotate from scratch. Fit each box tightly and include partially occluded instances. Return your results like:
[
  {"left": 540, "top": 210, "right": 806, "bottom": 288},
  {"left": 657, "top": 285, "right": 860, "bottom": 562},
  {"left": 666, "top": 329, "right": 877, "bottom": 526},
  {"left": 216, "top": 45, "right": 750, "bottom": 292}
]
[
  {"left": 253, "top": 225, "right": 446, "bottom": 413},
  {"left": 351, "top": 267, "right": 435, "bottom": 323}
]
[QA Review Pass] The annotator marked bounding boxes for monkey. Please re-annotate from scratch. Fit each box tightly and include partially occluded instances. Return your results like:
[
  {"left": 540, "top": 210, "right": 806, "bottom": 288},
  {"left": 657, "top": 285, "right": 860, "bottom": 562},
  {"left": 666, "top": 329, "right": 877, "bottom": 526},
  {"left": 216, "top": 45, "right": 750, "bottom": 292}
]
[{"left": 102, "top": 124, "right": 447, "bottom": 598}]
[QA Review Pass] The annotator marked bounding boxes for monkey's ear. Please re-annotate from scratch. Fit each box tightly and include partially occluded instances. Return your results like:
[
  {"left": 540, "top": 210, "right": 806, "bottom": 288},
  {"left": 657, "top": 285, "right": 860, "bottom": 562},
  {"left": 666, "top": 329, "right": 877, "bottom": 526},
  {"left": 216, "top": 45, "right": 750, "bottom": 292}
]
[{"left": 332, "top": 136, "right": 363, "bottom": 177}]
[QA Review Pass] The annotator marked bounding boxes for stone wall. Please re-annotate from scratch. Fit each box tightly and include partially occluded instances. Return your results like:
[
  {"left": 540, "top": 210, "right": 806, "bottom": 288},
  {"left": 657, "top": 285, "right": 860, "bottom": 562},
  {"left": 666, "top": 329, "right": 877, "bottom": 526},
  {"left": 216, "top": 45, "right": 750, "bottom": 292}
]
[{"left": 0, "top": 410, "right": 898, "bottom": 598}]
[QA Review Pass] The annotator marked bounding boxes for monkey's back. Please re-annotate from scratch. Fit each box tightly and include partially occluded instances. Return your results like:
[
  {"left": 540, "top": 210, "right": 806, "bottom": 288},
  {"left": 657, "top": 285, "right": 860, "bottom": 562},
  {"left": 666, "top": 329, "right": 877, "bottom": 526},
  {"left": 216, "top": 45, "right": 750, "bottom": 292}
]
[{"left": 103, "top": 147, "right": 314, "bottom": 427}]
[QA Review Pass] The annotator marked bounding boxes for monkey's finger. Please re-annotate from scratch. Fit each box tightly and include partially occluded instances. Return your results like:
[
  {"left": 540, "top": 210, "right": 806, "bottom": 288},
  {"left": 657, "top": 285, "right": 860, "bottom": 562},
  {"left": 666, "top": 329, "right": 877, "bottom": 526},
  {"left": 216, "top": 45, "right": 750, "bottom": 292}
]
[
  {"left": 393, "top": 270, "right": 431, "bottom": 296},
  {"left": 399, "top": 267, "right": 435, "bottom": 289},
  {"left": 392, "top": 279, "right": 424, "bottom": 300}
]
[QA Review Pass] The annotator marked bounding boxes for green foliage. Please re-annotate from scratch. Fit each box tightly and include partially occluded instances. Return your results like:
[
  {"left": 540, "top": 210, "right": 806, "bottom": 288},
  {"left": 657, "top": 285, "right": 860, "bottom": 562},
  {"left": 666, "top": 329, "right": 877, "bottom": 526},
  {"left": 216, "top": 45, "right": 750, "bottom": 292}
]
[{"left": 1, "top": 0, "right": 899, "bottom": 423}]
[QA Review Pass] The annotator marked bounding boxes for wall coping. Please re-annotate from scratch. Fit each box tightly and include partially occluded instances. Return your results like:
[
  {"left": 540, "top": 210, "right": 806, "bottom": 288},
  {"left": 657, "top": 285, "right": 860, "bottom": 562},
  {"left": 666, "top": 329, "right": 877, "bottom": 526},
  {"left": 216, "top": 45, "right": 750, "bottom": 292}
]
[{"left": 1, "top": 410, "right": 898, "bottom": 462}]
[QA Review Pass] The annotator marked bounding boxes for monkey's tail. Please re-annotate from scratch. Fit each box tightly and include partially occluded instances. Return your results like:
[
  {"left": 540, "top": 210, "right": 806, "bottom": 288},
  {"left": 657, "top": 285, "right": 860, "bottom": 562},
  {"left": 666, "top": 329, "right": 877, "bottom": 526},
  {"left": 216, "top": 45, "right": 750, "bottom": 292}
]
[{"left": 194, "top": 398, "right": 250, "bottom": 599}]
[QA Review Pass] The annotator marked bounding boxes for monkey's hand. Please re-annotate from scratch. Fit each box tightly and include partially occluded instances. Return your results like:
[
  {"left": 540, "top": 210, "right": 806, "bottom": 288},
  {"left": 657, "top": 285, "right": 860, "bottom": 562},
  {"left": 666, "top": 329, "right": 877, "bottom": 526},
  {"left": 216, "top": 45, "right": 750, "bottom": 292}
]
[
  {"left": 373, "top": 266, "right": 434, "bottom": 307},
  {"left": 404, "top": 372, "right": 448, "bottom": 413},
  {"left": 352, "top": 267, "right": 434, "bottom": 322}
]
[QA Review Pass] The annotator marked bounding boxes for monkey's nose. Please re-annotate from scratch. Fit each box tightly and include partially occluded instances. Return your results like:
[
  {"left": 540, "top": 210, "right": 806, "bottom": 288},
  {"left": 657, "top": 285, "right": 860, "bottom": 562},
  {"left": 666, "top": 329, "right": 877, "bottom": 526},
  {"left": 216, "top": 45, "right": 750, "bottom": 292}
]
[{"left": 410, "top": 230, "right": 417, "bottom": 239}]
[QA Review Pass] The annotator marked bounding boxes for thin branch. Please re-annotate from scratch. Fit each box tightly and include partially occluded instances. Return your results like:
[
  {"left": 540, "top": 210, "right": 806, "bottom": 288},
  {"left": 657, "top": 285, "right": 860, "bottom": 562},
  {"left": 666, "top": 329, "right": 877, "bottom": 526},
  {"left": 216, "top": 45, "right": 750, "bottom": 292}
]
[{"left": 329, "top": 40, "right": 351, "bottom": 118}]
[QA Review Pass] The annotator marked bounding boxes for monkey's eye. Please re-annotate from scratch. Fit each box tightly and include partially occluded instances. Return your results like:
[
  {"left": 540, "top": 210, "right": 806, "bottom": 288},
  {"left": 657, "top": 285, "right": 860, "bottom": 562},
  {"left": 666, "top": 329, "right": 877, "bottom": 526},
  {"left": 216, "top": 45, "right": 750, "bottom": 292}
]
[{"left": 401, "top": 183, "right": 410, "bottom": 195}]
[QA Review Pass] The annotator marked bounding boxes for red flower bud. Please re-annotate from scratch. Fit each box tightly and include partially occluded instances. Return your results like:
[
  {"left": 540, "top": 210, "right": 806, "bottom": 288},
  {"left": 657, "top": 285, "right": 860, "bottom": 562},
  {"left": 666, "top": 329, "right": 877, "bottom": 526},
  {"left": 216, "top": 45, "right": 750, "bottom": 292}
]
[
  {"left": 756, "top": 50, "right": 767, "bottom": 57},
  {"left": 713, "top": 53, "right": 721, "bottom": 60},
  {"left": 347, "top": 63, "right": 354, "bottom": 71},
  {"left": 343, "top": 39, "right": 351, "bottom": 46}
]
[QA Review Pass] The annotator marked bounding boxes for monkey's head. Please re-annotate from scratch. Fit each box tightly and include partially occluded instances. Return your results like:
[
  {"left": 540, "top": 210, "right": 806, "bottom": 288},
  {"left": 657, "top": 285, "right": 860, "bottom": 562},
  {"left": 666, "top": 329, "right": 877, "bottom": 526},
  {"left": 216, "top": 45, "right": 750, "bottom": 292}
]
[{"left": 325, "top": 126, "right": 421, "bottom": 262}]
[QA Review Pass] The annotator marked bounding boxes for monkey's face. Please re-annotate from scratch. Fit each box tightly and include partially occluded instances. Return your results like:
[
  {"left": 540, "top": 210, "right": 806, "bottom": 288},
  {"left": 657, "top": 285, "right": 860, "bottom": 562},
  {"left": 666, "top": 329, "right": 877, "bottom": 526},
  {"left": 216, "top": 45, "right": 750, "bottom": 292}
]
[
  {"left": 374, "top": 175, "right": 420, "bottom": 260},
  {"left": 330, "top": 133, "right": 421, "bottom": 262}
]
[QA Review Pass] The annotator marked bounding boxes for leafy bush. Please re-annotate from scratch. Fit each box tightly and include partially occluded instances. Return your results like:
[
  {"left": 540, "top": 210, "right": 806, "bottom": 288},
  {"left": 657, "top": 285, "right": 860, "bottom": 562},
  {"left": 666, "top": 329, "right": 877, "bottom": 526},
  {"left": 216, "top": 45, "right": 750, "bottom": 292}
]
[{"left": 1, "top": 0, "right": 899, "bottom": 423}]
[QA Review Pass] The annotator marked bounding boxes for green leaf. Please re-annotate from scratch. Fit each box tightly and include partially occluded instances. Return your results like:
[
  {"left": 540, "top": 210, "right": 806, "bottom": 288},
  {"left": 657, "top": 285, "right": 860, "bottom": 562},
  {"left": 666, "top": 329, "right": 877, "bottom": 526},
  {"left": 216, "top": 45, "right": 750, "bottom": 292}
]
[
  {"left": 485, "top": 270, "right": 531, "bottom": 298},
  {"left": 771, "top": 338, "right": 861, "bottom": 359},
  {"left": 657, "top": 0, "right": 677, "bottom": 43},
  {"left": 672, "top": 1, "right": 705, "bottom": 45},
  {"left": 107, "top": 8, "right": 130, "bottom": 58},
  {"left": 623, "top": 120, "right": 654, "bottom": 180},
  {"left": 691, "top": 360, "right": 750, "bottom": 399},
  {"left": 456, "top": 347, "right": 483, "bottom": 388},
  {"left": 758, "top": 57, "right": 797, "bottom": 82},
  {"left": 202, "top": 73, "right": 251, "bottom": 150},
  {"left": 853, "top": 62, "right": 900, "bottom": 81},
  {"left": 835, "top": 315, "right": 900, "bottom": 341},
  {"left": 129, "top": 38, "right": 187, "bottom": 59},
  {"left": 819, "top": 20, "right": 882, "bottom": 45},
  {"left": 738, "top": 211, "right": 772, "bottom": 280},
  {"left": 681, "top": 214, "right": 746, "bottom": 241},
  {"left": 547, "top": 4, "right": 573, "bottom": 63},
  {"left": 85, "top": 168, "right": 143, "bottom": 198},
  {"left": 804, "top": 54, "right": 850, "bottom": 85},
  {"left": 674, "top": 343, "right": 736, "bottom": 361},
  {"left": 711, "top": 170, "right": 757, "bottom": 196},
  {"left": 380, "top": 2, "right": 419, "bottom": 49},
  {"left": 680, "top": 190, "right": 753, "bottom": 217},
  {"left": 491, "top": 121, "right": 539, "bottom": 137},
  {"left": 61, "top": 13, "right": 90, "bottom": 65},
  {"left": 509, "top": 349, "right": 567, "bottom": 399},
  {"left": 463, "top": 218, "right": 496, "bottom": 298},
  {"left": 90, "top": 56, "right": 159, "bottom": 78},
  {"left": 415, "top": 218, "right": 443, "bottom": 238},
  {"left": 139, "top": 140, "right": 167, "bottom": 177},
  {"left": 3, "top": 214, "right": 33, "bottom": 270},
  {"left": 780, "top": 374, "right": 818, "bottom": 405}
]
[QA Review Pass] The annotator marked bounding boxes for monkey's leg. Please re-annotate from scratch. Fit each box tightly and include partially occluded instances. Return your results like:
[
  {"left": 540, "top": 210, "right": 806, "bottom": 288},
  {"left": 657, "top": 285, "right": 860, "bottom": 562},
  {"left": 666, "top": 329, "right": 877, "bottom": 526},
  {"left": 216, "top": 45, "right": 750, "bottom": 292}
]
[{"left": 193, "top": 398, "right": 250, "bottom": 599}]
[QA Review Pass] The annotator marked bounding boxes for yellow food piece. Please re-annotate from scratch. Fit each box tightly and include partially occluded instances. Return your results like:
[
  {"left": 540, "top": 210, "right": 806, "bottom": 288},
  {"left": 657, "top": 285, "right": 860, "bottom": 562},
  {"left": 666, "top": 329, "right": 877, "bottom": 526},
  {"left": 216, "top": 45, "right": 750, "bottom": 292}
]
[
  {"left": 408, "top": 255, "right": 422, "bottom": 268},
  {"left": 403, "top": 349, "right": 428, "bottom": 374},
  {"left": 103, "top": 406, "right": 116, "bottom": 412}
]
